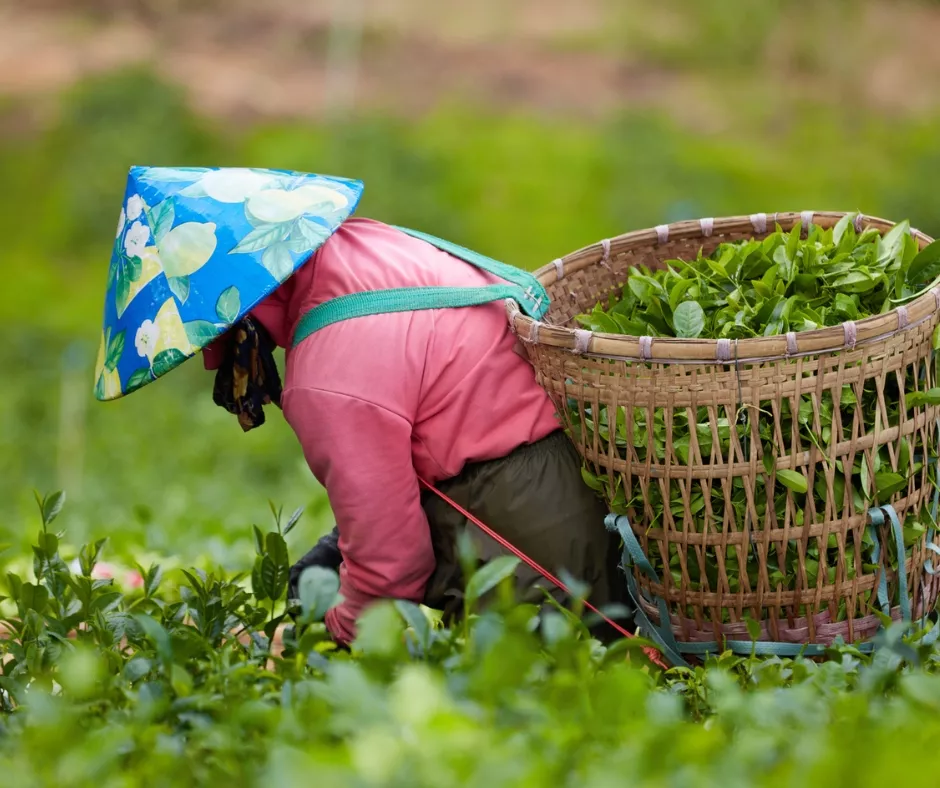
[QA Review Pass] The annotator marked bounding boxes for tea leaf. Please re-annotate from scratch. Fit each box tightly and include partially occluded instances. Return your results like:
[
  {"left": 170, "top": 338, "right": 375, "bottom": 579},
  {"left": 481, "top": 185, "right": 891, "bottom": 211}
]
[
  {"left": 465, "top": 556, "right": 521, "bottom": 608},
  {"left": 123, "top": 656, "right": 153, "bottom": 683},
  {"left": 262, "top": 533, "right": 290, "bottom": 601},
  {"left": 777, "top": 469, "right": 808, "bottom": 495},
  {"left": 786, "top": 223, "right": 801, "bottom": 267},
  {"left": 579, "top": 310, "right": 621, "bottom": 334},
  {"left": 133, "top": 614, "right": 173, "bottom": 666},
  {"left": 251, "top": 557, "right": 268, "bottom": 602},
  {"left": 673, "top": 301, "right": 705, "bottom": 338},
  {"left": 283, "top": 507, "right": 304, "bottom": 536},
  {"left": 394, "top": 599, "right": 432, "bottom": 654},
  {"left": 669, "top": 279, "right": 694, "bottom": 310},
  {"left": 907, "top": 239, "right": 940, "bottom": 284},
  {"left": 907, "top": 389, "right": 940, "bottom": 408},
  {"left": 832, "top": 213, "right": 853, "bottom": 245},
  {"left": 581, "top": 467, "right": 605, "bottom": 492},
  {"left": 265, "top": 532, "right": 289, "bottom": 568},
  {"left": 898, "top": 439, "right": 911, "bottom": 476},
  {"left": 833, "top": 270, "right": 876, "bottom": 293},
  {"left": 875, "top": 472, "right": 907, "bottom": 499},
  {"left": 40, "top": 491, "right": 66, "bottom": 528},
  {"left": 878, "top": 220, "right": 910, "bottom": 264},
  {"left": 744, "top": 615, "right": 761, "bottom": 641},
  {"left": 19, "top": 583, "right": 48, "bottom": 614}
]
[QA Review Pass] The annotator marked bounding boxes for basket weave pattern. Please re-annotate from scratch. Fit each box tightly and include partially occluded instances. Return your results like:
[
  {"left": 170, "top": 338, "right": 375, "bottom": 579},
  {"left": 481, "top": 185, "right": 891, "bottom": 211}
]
[{"left": 510, "top": 212, "right": 940, "bottom": 648}]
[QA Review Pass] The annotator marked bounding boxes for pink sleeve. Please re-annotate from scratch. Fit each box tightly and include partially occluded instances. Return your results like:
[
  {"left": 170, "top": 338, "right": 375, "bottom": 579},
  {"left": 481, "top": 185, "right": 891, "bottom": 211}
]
[
  {"left": 282, "top": 386, "right": 436, "bottom": 645},
  {"left": 201, "top": 334, "right": 231, "bottom": 370}
]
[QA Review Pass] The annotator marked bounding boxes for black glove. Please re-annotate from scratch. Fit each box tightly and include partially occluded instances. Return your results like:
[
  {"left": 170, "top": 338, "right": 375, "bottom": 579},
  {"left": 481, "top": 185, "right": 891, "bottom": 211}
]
[{"left": 288, "top": 526, "right": 342, "bottom": 601}]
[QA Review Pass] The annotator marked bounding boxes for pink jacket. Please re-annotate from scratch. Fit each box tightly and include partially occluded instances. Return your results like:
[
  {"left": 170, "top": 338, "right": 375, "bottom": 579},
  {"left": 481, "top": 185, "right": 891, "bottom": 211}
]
[{"left": 207, "top": 218, "right": 559, "bottom": 643}]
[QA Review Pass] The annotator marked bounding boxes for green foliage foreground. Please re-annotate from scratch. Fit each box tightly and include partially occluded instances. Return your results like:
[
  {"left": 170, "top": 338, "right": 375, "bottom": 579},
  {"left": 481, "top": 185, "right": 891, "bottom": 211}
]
[{"left": 4, "top": 495, "right": 940, "bottom": 787}]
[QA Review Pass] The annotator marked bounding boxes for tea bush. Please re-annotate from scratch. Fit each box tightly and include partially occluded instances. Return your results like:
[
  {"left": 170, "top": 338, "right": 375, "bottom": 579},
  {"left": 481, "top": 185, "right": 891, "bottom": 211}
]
[{"left": 4, "top": 493, "right": 940, "bottom": 787}]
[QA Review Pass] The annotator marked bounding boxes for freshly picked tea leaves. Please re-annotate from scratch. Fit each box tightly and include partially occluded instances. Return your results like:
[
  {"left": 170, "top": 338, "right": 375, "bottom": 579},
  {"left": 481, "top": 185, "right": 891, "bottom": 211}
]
[{"left": 576, "top": 216, "right": 940, "bottom": 341}]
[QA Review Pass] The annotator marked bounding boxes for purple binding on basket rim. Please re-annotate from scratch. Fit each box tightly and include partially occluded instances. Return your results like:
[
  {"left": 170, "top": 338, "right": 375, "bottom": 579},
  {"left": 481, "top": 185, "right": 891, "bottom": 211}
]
[
  {"left": 552, "top": 258, "right": 565, "bottom": 280},
  {"left": 700, "top": 217, "right": 714, "bottom": 237},
  {"left": 639, "top": 335, "right": 653, "bottom": 360},
  {"left": 897, "top": 305, "right": 909, "bottom": 329},
  {"left": 507, "top": 303, "right": 521, "bottom": 331},
  {"left": 527, "top": 320, "right": 541, "bottom": 344},
  {"left": 572, "top": 329, "right": 592, "bottom": 355},
  {"left": 655, "top": 224, "right": 669, "bottom": 244},
  {"left": 716, "top": 338, "right": 732, "bottom": 362},
  {"left": 600, "top": 238, "right": 611, "bottom": 269},
  {"left": 843, "top": 321, "right": 858, "bottom": 350},
  {"left": 801, "top": 210, "right": 814, "bottom": 235}
]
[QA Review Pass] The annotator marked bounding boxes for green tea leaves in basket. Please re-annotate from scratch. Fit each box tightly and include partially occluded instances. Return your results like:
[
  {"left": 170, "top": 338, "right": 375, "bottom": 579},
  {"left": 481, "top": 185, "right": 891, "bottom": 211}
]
[{"left": 576, "top": 216, "right": 936, "bottom": 342}]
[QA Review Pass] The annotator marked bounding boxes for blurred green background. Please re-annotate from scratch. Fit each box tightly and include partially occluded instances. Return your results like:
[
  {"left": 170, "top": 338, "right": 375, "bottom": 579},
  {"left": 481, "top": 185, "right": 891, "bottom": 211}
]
[{"left": 3, "top": 0, "right": 940, "bottom": 567}]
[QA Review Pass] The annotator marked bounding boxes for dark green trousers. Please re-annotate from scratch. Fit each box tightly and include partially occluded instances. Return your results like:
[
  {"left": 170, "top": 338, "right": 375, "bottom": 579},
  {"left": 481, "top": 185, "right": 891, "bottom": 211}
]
[{"left": 421, "top": 430, "right": 628, "bottom": 630}]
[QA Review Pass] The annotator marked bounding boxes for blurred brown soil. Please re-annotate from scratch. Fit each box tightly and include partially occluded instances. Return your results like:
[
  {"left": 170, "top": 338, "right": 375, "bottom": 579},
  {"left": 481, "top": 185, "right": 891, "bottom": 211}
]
[{"left": 0, "top": 1, "right": 938, "bottom": 123}]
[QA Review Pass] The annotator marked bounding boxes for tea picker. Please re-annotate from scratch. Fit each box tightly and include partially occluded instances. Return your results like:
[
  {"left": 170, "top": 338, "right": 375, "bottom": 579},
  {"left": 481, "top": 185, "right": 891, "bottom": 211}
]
[{"left": 93, "top": 166, "right": 646, "bottom": 654}]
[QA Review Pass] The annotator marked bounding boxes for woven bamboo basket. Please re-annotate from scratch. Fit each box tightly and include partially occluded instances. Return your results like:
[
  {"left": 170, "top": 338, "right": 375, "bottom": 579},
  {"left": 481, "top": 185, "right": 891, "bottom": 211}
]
[{"left": 508, "top": 211, "right": 940, "bottom": 658}]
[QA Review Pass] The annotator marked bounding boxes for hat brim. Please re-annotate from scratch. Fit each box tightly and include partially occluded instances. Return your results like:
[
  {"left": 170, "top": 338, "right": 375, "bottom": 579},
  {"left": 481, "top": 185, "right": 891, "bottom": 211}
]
[{"left": 94, "top": 166, "right": 363, "bottom": 401}]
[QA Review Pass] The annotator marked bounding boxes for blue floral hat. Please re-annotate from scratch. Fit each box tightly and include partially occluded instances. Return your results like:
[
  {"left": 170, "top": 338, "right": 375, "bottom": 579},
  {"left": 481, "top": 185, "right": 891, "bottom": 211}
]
[{"left": 94, "top": 166, "right": 364, "bottom": 401}]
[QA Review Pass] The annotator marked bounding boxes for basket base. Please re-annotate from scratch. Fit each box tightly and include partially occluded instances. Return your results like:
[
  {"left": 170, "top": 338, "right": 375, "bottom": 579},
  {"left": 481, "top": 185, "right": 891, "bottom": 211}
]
[
  {"left": 606, "top": 509, "right": 940, "bottom": 666},
  {"left": 638, "top": 595, "right": 934, "bottom": 655}
]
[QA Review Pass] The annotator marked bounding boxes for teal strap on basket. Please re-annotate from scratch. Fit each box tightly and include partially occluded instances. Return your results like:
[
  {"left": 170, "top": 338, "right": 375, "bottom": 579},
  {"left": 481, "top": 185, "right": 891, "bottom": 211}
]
[
  {"left": 293, "top": 284, "right": 545, "bottom": 345},
  {"left": 605, "top": 505, "right": 914, "bottom": 666},
  {"left": 605, "top": 514, "right": 691, "bottom": 669},
  {"left": 927, "top": 464, "right": 940, "bottom": 577},
  {"left": 392, "top": 226, "right": 546, "bottom": 294},
  {"left": 292, "top": 226, "right": 550, "bottom": 348},
  {"left": 866, "top": 509, "right": 892, "bottom": 616},
  {"left": 868, "top": 504, "right": 912, "bottom": 622},
  {"left": 925, "top": 418, "right": 940, "bottom": 579}
]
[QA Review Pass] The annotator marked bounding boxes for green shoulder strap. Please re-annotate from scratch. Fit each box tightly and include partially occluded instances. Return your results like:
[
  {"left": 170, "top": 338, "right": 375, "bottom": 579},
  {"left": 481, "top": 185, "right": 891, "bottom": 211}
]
[{"left": 291, "top": 225, "right": 549, "bottom": 348}]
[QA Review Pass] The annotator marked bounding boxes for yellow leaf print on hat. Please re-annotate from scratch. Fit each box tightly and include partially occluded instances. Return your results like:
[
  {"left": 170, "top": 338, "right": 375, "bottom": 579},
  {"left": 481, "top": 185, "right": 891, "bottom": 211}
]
[
  {"left": 116, "top": 246, "right": 162, "bottom": 319},
  {"left": 94, "top": 330, "right": 124, "bottom": 400}
]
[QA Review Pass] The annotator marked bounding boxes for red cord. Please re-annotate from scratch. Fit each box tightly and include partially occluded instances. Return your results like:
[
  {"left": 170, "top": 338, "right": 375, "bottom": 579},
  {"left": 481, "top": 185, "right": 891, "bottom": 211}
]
[{"left": 417, "top": 476, "right": 667, "bottom": 669}]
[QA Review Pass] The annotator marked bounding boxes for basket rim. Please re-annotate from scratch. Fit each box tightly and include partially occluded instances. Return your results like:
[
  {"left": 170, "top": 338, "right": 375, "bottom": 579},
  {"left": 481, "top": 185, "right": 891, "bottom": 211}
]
[{"left": 507, "top": 211, "right": 938, "bottom": 364}]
